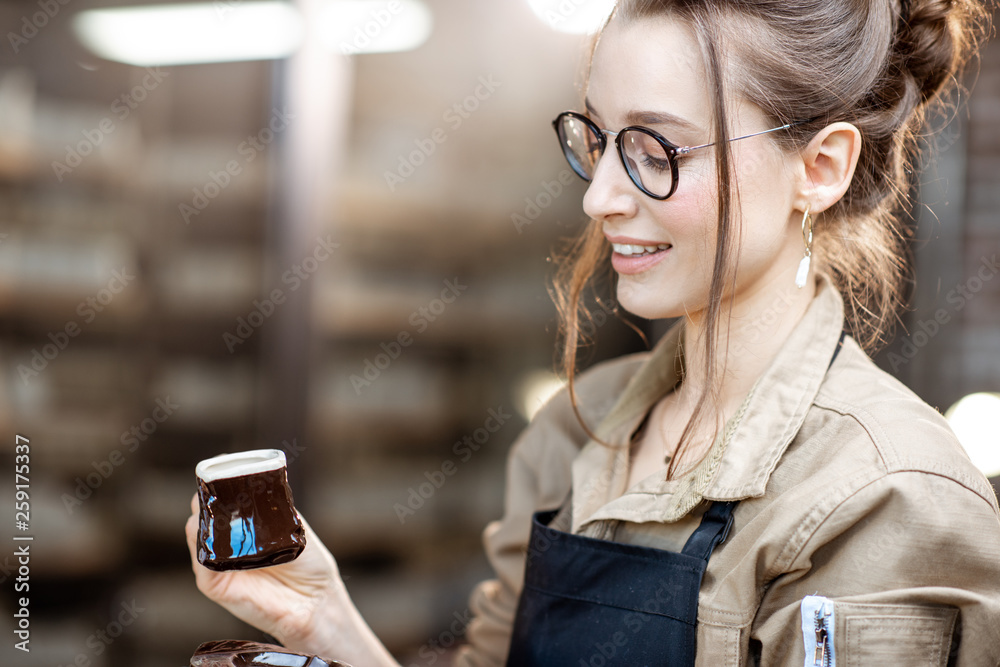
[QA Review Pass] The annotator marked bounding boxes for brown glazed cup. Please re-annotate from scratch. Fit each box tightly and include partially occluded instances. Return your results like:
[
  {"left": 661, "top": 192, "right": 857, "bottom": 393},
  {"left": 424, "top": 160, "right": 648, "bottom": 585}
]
[
  {"left": 190, "top": 639, "right": 352, "bottom": 666},
  {"left": 196, "top": 449, "right": 306, "bottom": 571}
]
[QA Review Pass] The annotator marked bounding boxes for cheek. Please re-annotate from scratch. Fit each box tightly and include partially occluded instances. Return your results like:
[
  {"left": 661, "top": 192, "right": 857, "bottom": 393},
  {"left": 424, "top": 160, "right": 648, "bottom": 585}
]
[
  {"left": 660, "top": 170, "right": 719, "bottom": 257},
  {"left": 732, "top": 144, "right": 793, "bottom": 220}
]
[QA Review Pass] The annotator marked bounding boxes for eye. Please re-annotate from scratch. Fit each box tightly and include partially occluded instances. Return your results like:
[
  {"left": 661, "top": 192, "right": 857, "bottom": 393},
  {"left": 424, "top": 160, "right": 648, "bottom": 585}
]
[
  {"left": 640, "top": 153, "right": 671, "bottom": 173},
  {"left": 624, "top": 130, "right": 672, "bottom": 173}
]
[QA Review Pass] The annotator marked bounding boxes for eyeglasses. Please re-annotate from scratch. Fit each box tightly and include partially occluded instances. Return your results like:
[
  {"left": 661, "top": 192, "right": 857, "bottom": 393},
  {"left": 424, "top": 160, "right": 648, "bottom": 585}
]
[
  {"left": 190, "top": 640, "right": 353, "bottom": 667},
  {"left": 552, "top": 110, "right": 806, "bottom": 200}
]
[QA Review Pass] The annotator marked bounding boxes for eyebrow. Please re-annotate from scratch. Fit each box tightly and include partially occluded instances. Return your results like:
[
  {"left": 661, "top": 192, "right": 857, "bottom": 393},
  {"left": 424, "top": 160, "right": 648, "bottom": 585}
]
[{"left": 584, "top": 97, "right": 700, "bottom": 134}]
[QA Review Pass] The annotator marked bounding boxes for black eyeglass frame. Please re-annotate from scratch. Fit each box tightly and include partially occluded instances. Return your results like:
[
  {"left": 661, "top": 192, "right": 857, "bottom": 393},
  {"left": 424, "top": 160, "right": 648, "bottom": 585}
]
[{"left": 552, "top": 110, "right": 811, "bottom": 201}]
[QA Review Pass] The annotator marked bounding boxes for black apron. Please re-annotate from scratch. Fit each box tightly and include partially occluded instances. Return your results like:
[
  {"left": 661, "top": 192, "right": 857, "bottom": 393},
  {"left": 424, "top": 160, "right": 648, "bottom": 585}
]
[
  {"left": 506, "top": 331, "right": 847, "bottom": 665},
  {"left": 506, "top": 500, "right": 737, "bottom": 666}
]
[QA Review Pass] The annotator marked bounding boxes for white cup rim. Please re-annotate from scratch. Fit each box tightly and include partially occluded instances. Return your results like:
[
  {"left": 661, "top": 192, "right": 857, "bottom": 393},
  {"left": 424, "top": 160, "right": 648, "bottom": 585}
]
[{"left": 196, "top": 449, "right": 286, "bottom": 482}]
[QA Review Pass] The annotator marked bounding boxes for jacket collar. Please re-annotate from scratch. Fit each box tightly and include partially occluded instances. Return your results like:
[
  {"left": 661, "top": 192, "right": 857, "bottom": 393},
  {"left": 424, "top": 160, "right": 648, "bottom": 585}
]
[{"left": 571, "top": 275, "right": 846, "bottom": 533}]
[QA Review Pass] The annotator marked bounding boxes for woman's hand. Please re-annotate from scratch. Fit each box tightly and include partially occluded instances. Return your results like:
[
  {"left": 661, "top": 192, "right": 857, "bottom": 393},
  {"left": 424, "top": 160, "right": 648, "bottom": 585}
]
[
  {"left": 185, "top": 494, "right": 400, "bottom": 666},
  {"left": 184, "top": 493, "right": 339, "bottom": 650}
]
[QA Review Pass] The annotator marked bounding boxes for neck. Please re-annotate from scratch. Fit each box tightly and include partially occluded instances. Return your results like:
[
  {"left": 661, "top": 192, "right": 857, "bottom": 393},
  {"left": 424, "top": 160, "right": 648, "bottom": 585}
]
[{"left": 678, "top": 272, "right": 818, "bottom": 414}]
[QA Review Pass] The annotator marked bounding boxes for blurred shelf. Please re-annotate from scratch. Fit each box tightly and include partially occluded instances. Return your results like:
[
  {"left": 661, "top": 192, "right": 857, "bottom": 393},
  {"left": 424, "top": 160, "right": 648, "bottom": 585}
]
[
  {"left": 0, "top": 235, "right": 146, "bottom": 321},
  {"left": 305, "top": 460, "right": 505, "bottom": 559},
  {"left": 0, "top": 145, "right": 37, "bottom": 183},
  {"left": 136, "top": 138, "right": 270, "bottom": 204},
  {"left": 1, "top": 407, "right": 135, "bottom": 472},
  {"left": 151, "top": 245, "right": 262, "bottom": 318},
  {"left": 121, "top": 573, "right": 249, "bottom": 653},
  {"left": 123, "top": 472, "right": 198, "bottom": 542},
  {"left": 347, "top": 562, "right": 491, "bottom": 654},
  {"left": 149, "top": 360, "right": 256, "bottom": 431},
  {"left": 313, "top": 271, "right": 554, "bottom": 344},
  {"left": 309, "top": 356, "right": 459, "bottom": 442},
  {"left": 0, "top": 620, "right": 111, "bottom": 667}
]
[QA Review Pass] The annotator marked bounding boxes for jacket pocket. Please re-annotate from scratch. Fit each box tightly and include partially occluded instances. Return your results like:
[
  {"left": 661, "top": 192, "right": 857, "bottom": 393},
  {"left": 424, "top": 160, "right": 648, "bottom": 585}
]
[
  {"left": 835, "top": 601, "right": 957, "bottom": 667},
  {"left": 695, "top": 622, "right": 743, "bottom": 667}
]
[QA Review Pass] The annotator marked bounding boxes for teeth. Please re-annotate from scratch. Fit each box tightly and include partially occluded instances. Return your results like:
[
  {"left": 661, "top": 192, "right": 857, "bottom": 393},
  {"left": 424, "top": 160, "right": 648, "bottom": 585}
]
[{"left": 612, "top": 243, "right": 671, "bottom": 256}]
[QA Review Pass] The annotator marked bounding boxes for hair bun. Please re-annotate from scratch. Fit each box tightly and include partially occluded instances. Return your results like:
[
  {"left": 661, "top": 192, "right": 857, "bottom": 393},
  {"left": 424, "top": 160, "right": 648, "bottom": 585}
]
[{"left": 896, "top": 0, "right": 964, "bottom": 102}]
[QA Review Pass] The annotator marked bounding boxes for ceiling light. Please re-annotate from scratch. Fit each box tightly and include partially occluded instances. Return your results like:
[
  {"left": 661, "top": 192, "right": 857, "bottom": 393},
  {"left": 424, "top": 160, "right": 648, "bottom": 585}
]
[
  {"left": 525, "top": 0, "right": 615, "bottom": 35},
  {"left": 945, "top": 392, "right": 1000, "bottom": 478},
  {"left": 321, "top": 0, "right": 432, "bottom": 55},
  {"left": 73, "top": 2, "right": 304, "bottom": 66}
]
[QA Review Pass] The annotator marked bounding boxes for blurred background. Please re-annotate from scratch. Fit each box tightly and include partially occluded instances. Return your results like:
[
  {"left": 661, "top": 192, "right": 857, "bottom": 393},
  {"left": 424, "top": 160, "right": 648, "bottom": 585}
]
[{"left": 0, "top": 1, "right": 997, "bottom": 665}]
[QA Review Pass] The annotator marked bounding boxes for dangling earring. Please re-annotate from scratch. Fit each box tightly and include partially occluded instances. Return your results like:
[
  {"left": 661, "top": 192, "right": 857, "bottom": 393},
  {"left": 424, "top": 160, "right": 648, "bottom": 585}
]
[{"left": 795, "top": 207, "right": 813, "bottom": 289}]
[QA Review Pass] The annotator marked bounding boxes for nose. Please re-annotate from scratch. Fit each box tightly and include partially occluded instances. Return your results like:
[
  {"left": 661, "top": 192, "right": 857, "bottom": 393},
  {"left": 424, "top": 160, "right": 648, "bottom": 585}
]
[{"left": 581, "top": 143, "right": 639, "bottom": 222}]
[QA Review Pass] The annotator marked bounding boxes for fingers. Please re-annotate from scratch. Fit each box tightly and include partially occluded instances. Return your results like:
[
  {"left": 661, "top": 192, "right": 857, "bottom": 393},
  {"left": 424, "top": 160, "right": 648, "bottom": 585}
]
[
  {"left": 185, "top": 492, "right": 212, "bottom": 587},
  {"left": 185, "top": 513, "right": 204, "bottom": 577},
  {"left": 185, "top": 508, "right": 222, "bottom": 599},
  {"left": 186, "top": 492, "right": 200, "bottom": 565},
  {"left": 296, "top": 512, "right": 325, "bottom": 558}
]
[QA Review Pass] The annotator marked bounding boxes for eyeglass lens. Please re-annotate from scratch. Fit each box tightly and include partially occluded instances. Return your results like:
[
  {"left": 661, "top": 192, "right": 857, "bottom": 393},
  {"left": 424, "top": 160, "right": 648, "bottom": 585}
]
[
  {"left": 556, "top": 114, "right": 675, "bottom": 198},
  {"left": 556, "top": 115, "right": 602, "bottom": 180}
]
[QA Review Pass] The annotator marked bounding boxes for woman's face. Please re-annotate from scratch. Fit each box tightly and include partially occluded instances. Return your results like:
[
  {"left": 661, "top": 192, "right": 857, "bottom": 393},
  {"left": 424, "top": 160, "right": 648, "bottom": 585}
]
[{"left": 583, "top": 16, "right": 805, "bottom": 321}]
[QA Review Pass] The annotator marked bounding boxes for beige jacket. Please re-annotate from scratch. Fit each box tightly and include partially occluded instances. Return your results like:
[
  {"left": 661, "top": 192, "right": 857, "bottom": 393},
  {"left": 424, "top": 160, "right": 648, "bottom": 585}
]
[{"left": 454, "top": 275, "right": 1000, "bottom": 667}]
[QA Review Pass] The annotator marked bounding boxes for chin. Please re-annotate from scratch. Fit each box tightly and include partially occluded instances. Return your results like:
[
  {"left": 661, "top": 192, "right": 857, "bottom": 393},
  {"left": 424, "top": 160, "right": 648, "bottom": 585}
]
[{"left": 614, "top": 284, "right": 687, "bottom": 321}]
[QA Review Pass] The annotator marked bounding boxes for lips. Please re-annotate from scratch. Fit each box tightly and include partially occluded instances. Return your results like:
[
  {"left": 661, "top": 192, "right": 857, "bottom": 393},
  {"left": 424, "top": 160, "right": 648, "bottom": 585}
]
[
  {"left": 606, "top": 236, "right": 673, "bottom": 275},
  {"left": 610, "top": 242, "right": 671, "bottom": 257}
]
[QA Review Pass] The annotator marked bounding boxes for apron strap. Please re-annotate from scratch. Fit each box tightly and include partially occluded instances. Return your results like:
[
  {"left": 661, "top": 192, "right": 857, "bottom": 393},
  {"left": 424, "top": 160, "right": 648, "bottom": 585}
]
[
  {"left": 680, "top": 500, "right": 737, "bottom": 562},
  {"left": 829, "top": 330, "right": 847, "bottom": 369},
  {"left": 677, "top": 331, "right": 844, "bottom": 562}
]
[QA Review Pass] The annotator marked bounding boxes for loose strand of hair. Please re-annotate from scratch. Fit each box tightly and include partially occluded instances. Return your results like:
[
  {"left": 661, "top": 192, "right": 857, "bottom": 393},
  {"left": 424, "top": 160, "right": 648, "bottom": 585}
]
[{"left": 665, "top": 9, "right": 735, "bottom": 480}]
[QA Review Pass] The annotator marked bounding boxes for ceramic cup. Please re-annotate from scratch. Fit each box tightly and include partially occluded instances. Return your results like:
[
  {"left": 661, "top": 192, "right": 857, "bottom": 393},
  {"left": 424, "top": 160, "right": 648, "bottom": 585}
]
[
  {"left": 190, "top": 639, "right": 352, "bottom": 666},
  {"left": 196, "top": 449, "right": 306, "bottom": 571}
]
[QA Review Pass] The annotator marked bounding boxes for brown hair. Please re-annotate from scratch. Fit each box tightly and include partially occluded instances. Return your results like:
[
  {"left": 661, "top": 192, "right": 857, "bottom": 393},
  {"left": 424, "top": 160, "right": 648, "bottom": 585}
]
[{"left": 552, "top": 0, "right": 991, "bottom": 478}]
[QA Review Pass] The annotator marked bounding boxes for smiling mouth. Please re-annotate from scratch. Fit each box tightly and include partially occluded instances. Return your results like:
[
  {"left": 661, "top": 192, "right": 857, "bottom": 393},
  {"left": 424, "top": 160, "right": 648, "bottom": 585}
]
[{"left": 611, "top": 243, "right": 672, "bottom": 257}]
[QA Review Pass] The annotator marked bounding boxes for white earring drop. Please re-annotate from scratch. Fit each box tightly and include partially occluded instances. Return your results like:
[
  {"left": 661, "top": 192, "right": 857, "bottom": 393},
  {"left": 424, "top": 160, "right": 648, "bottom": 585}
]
[{"left": 795, "top": 207, "right": 813, "bottom": 289}]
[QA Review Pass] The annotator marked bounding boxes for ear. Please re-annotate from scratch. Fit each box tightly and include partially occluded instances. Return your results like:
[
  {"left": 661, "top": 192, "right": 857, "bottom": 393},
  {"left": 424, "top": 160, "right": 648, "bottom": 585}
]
[{"left": 793, "top": 122, "right": 862, "bottom": 214}]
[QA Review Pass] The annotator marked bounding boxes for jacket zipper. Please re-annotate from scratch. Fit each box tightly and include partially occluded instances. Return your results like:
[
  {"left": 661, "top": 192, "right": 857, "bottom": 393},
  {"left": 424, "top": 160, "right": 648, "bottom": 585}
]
[
  {"left": 801, "top": 595, "right": 835, "bottom": 667},
  {"left": 813, "top": 605, "right": 832, "bottom": 667}
]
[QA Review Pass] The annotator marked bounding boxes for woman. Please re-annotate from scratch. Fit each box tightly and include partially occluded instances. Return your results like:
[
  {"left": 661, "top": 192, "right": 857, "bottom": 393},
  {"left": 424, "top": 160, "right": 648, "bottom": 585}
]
[{"left": 185, "top": 0, "right": 1000, "bottom": 664}]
